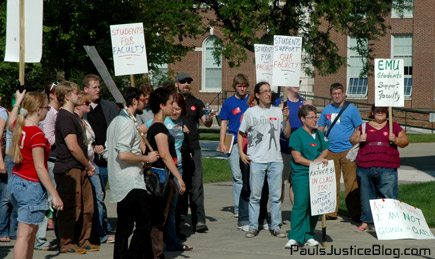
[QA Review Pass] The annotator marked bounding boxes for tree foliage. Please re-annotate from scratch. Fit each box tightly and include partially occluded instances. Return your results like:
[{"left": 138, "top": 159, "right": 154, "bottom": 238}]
[{"left": 198, "top": 0, "right": 413, "bottom": 76}]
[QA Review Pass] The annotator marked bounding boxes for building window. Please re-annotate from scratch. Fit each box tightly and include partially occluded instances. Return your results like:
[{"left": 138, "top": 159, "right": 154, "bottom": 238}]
[
  {"left": 391, "top": 0, "right": 413, "bottom": 18},
  {"left": 392, "top": 35, "right": 413, "bottom": 96},
  {"left": 346, "top": 37, "right": 368, "bottom": 98},
  {"left": 149, "top": 63, "right": 168, "bottom": 86},
  {"left": 202, "top": 36, "right": 222, "bottom": 92}
]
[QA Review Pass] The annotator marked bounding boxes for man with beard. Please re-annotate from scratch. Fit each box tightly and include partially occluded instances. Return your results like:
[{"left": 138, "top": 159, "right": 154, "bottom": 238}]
[
  {"left": 176, "top": 73, "right": 214, "bottom": 233},
  {"left": 83, "top": 74, "right": 119, "bottom": 244}
]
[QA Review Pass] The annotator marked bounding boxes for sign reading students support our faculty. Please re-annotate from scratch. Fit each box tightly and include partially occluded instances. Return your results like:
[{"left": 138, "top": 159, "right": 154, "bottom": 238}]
[
  {"left": 370, "top": 199, "right": 435, "bottom": 240},
  {"left": 272, "top": 35, "right": 302, "bottom": 87},
  {"left": 110, "top": 23, "right": 148, "bottom": 76},
  {"left": 375, "top": 59, "right": 404, "bottom": 107},
  {"left": 254, "top": 44, "right": 274, "bottom": 85},
  {"left": 309, "top": 161, "right": 336, "bottom": 216}
]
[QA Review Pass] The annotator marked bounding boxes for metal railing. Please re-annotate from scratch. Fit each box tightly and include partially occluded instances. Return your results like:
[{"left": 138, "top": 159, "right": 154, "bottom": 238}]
[{"left": 210, "top": 91, "right": 435, "bottom": 133}]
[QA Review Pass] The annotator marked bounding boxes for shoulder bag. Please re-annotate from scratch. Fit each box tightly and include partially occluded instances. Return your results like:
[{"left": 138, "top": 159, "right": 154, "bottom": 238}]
[{"left": 346, "top": 122, "right": 366, "bottom": 162}]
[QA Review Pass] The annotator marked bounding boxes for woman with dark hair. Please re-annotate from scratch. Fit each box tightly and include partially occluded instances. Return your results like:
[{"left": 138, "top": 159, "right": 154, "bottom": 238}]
[
  {"left": 147, "top": 87, "right": 186, "bottom": 258},
  {"left": 285, "top": 105, "right": 329, "bottom": 248},
  {"left": 350, "top": 105, "right": 409, "bottom": 232}
]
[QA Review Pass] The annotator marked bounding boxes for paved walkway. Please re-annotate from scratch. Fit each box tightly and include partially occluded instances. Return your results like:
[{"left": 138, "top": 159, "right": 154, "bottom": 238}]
[{"left": 1, "top": 143, "right": 434, "bottom": 258}]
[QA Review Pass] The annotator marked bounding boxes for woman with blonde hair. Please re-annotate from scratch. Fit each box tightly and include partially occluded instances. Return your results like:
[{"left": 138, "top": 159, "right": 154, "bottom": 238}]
[{"left": 7, "top": 90, "right": 63, "bottom": 259}]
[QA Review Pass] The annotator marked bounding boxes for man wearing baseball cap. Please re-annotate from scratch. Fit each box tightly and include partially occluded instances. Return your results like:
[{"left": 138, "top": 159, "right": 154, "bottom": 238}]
[{"left": 175, "top": 73, "right": 214, "bottom": 233}]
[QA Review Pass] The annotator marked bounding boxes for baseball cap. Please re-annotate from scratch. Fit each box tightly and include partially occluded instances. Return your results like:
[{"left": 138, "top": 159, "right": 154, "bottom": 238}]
[{"left": 175, "top": 73, "right": 193, "bottom": 82}]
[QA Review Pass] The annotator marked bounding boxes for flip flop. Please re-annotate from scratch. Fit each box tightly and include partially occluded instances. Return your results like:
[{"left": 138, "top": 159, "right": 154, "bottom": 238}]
[
  {"left": 0, "top": 237, "right": 11, "bottom": 242},
  {"left": 40, "top": 244, "right": 58, "bottom": 251},
  {"left": 178, "top": 244, "right": 193, "bottom": 251}
]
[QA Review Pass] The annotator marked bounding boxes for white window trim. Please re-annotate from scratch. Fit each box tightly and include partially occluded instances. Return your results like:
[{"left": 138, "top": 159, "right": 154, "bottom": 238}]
[
  {"left": 346, "top": 36, "right": 368, "bottom": 99},
  {"left": 391, "top": 0, "right": 413, "bottom": 18},
  {"left": 200, "top": 36, "right": 222, "bottom": 93},
  {"left": 391, "top": 34, "right": 413, "bottom": 97}
]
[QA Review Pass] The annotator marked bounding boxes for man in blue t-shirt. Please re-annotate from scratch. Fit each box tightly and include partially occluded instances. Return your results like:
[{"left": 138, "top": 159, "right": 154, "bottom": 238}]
[
  {"left": 318, "top": 83, "right": 362, "bottom": 222},
  {"left": 273, "top": 86, "right": 307, "bottom": 206},
  {"left": 219, "top": 74, "right": 250, "bottom": 217}
]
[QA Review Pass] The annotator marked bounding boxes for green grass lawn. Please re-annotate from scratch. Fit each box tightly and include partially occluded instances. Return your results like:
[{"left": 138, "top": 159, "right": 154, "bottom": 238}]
[
  {"left": 203, "top": 158, "right": 232, "bottom": 182},
  {"left": 338, "top": 181, "right": 435, "bottom": 227}
]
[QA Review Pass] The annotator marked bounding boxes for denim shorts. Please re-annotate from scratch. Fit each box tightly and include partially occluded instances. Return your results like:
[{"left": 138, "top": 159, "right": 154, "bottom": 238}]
[{"left": 8, "top": 174, "right": 48, "bottom": 225}]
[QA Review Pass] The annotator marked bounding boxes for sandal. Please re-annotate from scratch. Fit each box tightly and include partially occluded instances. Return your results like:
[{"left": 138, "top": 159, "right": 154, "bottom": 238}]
[
  {"left": 0, "top": 237, "right": 11, "bottom": 242},
  {"left": 355, "top": 224, "right": 368, "bottom": 232},
  {"left": 40, "top": 244, "right": 58, "bottom": 251},
  {"left": 175, "top": 244, "right": 193, "bottom": 251}
]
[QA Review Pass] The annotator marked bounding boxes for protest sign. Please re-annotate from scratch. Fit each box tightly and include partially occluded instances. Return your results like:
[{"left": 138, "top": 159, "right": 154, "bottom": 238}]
[
  {"left": 370, "top": 199, "right": 435, "bottom": 240},
  {"left": 4, "top": 0, "right": 43, "bottom": 63},
  {"left": 272, "top": 35, "right": 302, "bottom": 87},
  {"left": 309, "top": 160, "right": 336, "bottom": 216},
  {"left": 374, "top": 59, "right": 404, "bottom": 107},
  {"left": 110, "top": 23, "right": 148, "bottom": 76},
  {"left": 254, "top": 44, "right": 274, "bottom": 87}
]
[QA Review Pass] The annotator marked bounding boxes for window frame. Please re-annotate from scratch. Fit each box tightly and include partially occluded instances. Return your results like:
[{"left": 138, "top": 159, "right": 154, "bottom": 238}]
[
  {"left": 391, "top": 34, "right": 413, "bottom": 97},
  {"left": 201, "top": 36, "right": 222, "bottom": 93},
  {"left": 346, "top": 36, "right": 368, "bottom": 99}
]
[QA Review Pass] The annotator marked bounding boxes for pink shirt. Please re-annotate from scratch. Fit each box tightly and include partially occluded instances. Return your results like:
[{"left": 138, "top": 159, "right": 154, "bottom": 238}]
[
  {"left": 39, "top": 105, "right": 58, "bottom": 146},
  {"left": 356, "top": 122, "right": 402, "bottom": 168}
]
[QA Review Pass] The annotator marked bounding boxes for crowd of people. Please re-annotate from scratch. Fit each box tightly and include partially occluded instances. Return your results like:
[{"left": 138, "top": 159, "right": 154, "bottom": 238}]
[{"left": 0, "top": 73, "right": 409, "bottom": 258}]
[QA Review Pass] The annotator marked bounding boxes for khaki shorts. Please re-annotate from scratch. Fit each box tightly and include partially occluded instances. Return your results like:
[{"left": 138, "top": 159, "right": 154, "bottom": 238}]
[{"left": 282, "top": 152, "right": 292, "bottom": 185}]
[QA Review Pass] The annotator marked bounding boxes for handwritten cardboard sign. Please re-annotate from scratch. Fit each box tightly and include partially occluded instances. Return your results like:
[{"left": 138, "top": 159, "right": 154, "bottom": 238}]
[
  {"left": 254, "top": 44, "right": 274, "bottom": 86},
  {"left": 110, "top": 22, "right": 148, "bottom": 76},
  {"left": 370, "top": 199, "right": 435, "bottom": 240},
  {"left": 4, "top": 0, "right": 43, "bottom": 63},
  {"left": 309, "top": 160, "right": 336, "bottom": 216},
  {"left": 272, "top": 35, "right": 302, "bottom": 87},
  {"left": 374, "top": 59, "right": 404, "bottom": 107}
]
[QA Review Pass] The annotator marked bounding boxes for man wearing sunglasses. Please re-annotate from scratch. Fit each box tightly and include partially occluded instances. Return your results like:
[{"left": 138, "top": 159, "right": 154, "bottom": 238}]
[
  {"left": 83, "top": 74, "right": 119, "bottom": 244},
  {"left": 175, "top": 73, "right": 214, "bottom": 233}
]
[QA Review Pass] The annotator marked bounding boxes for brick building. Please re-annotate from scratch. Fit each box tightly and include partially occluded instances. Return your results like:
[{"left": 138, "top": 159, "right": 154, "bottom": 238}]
[{"left": 166, "top": 1, "right": 434, "bottom": 111}]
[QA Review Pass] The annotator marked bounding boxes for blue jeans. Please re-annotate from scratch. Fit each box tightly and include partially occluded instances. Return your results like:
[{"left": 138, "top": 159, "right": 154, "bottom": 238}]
[
  {"left": 0, "top": 155, "right": 17, "bottom": 239},
  {"left": 356, "top": 167, "right": 398, "bottom": 223},
  {"left": 249, "top": 161, "right": 283, "bottom": 231},
  {"left": 165, "top": 166, "right": 184, "bottom": 250},
  {"left": 90, "top": 164, "right": 109, "bottom": 243},
  {"left": 228, "top": 144, "right": 242, "bottom": 215},
  {"left": 95, "top": 165, "right": 111, "bottom": 233}
]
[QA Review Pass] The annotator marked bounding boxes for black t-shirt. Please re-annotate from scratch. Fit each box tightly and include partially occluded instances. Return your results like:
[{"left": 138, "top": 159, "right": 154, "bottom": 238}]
[
  {"left": 181, "top": 94, "right": 205, "bottom": 150},
  {"left": 53, "top": 109, "right": 87, "bottom": 174},
  {"left": 147, "top": 122, "right": 176, "bottom": 169},
  {"left": 87, "top": 103, "right": 108, "bottom": 166}
]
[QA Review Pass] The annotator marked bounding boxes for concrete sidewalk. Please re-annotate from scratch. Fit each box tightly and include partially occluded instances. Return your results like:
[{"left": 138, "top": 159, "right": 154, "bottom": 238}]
[{"left": 1, "top": 142, "right": 434, "bottom": 259}]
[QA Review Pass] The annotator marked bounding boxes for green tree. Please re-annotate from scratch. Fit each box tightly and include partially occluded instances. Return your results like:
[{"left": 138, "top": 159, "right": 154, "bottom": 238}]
[{"left": 198, "top": 0, "right": 413, "bottom": 76}]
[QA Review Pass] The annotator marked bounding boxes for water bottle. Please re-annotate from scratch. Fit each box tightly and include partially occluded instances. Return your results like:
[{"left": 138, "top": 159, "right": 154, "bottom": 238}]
[{"left": 205, "top": 103, "right": 210, "bottom": 121}]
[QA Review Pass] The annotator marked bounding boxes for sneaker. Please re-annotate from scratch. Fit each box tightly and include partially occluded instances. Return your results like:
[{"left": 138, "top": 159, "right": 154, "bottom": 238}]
[
  {"left": 195, "top": 222, "right": 208, "bottom": 233},
  {"left": 62, "top": 247, "right": 87, "bottom": 254},
  {"left": 285, "top": 239, "right": 299, "bottom": 249},
  {"left": 304, "top": 238, "right": 320, "bottom": 247},
  {"left": 105, "top": 236, "right": 115, "bottom": 243},
  {"left": 84, "top": 244, "right": 100, "bottom": 252},
  {"left": 262, "top": 223, "right": 269, "bottom": 231},
  {"left": 272, "top": 228, "right": 286, "bottom": 238},
  {"left": 237, "top": 225, "right": 249, "bottom": 232},
  {"left": 234, "top": 213, "right": 239, "bottom": 218},
  {"left": 245, "top": 229, "right": 259, "bottom": 238}
]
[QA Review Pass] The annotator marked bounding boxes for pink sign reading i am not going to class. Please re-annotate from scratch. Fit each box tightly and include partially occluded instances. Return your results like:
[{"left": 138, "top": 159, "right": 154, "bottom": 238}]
[{"left": 110, "top": 22, "right": 148, "bottom": 76}]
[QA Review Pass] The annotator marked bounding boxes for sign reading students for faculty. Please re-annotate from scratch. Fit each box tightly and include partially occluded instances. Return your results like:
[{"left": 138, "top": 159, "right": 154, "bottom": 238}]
[
  {"left": 370, "top": 199, "right": 435, "bottom": 240},
  {"left": 4, "top": 0, "right": 43, "bottom": 62},
  {"left": 272, "top": 35, "right": 302, "bottom": 88},
  {"left": 254, "top": 44, "right": 274, "bottom": 84},
  {"left": 110, "top": 22, "right": 148, "bottom": 76},
  {"left": 375, "top": 59, "right": 405, "bottom": 107},
  {"left": 309, "top": 161, "right": 336, "bottom": 216}
]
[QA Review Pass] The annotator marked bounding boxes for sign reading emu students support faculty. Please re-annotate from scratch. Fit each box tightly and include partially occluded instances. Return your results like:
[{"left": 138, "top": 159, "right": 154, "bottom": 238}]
[
  {"left": 272, "top": 36, "right": 302, "bottom": 87},
  {"left": 375, "top": 59, "right": 404, "bottom": 107},
  {"left": 309, "top": 161, "right": 336, "bottom": 216},
  {"left": 110, "top": 23, "right": 148, "bottom": 76},
  {"left": 370, "top": 199, "right": 435, "bottom": 240}
]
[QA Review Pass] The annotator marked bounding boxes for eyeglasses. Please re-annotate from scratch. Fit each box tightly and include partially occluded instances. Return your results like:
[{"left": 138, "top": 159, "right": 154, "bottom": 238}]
[
  {"left": 259, "top": 90, "right": 272, "bottom": 94},
  {"left": 304, "top": 116, "right": 317, "bottom": 120},
  {"left": 41, "top": 106, "right": 51, "bottom": 111},
  {"left": 374, "top": 109, "right": 387, "bottom": 114},
  {"left": 82, "top": 101, "right": 91, "bottom": 106},
  {"left": 138, "top": 97, "right": 147, "bottom": 102},
  {"left": 178, "top": 79, "right": 192, "bottom": 84},
  {"left": 49, "top": 81, "right": 59, "bottom": 92},
  {"left": 72, "top": 91, "right": 82, "bottom": 96}
]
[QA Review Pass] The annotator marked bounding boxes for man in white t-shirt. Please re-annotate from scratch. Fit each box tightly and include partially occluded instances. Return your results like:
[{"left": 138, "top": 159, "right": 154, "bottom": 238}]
[{"left": 238, "top": 82, "right": 290, "bottom": 238}]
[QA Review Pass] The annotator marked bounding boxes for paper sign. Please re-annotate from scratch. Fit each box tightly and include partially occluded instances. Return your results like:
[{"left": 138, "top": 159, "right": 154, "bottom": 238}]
[
  {"left": 254, "top": 44, "right": 274, "bottom": 89},
  {"left": 374, "top": 59, "right": 405, "bottom": 107},
  {"left": 309, "top": 160, "right": 336, "bottom": 216},
  {"left": 272, "top": 35, "right": 302, "bottom": 87},
  {"left": 110, "top": 23, "right": 148, "bottom": 76},
  {"left": 370, "top": 199, "right": 435, "bottom": 240},
  {"left": 4, "top": 0, "right": 43, "bottom": 62}
]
